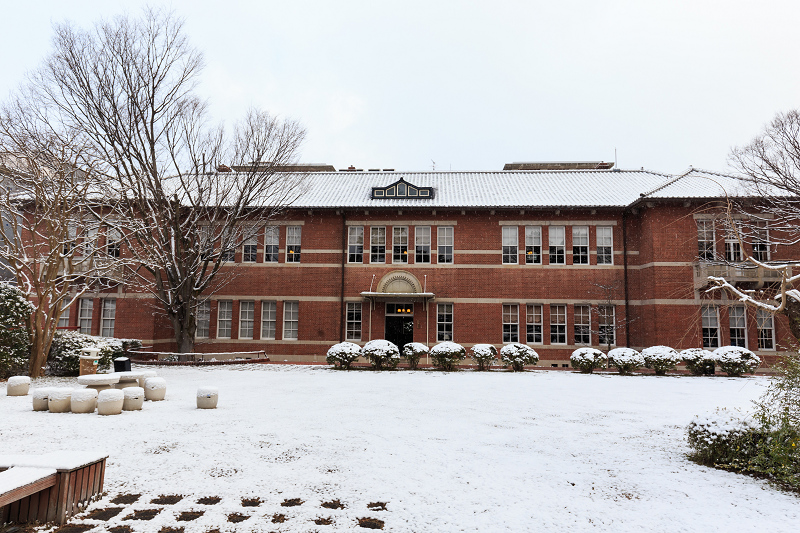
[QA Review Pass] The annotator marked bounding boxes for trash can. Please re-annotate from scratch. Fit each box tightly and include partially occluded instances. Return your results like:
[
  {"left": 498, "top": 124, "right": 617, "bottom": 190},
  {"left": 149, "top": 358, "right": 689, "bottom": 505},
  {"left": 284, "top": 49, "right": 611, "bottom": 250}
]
[
  {"left": 79, "top": 347, "right": 101, "bottom": 376},
  {"left": 114, "top": 357, "right": 131, "bottom": 372}
]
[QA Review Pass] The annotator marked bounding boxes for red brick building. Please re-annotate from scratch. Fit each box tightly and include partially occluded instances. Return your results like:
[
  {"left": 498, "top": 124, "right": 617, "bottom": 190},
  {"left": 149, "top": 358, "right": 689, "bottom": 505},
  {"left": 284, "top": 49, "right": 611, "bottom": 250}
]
[{"left": 59, "top": 164, "right": 795, "bottom": 366}]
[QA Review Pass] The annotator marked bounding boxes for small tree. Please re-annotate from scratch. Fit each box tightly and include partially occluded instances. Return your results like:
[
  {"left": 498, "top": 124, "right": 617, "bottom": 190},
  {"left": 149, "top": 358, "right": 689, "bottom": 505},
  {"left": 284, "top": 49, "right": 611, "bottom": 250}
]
[
  {"left": 326, "top": 342, "right": 361, "bottom": 370},
  {"left": 641, "top": 345, "right": 680, "bottom": 376},
  {"left": 500, "top": 343, "right": 538, "bottom": 372},
  {"left": 429, "top": 342, "right": 466, "bottom": 371},
  {"left": 0, "top": 282, "right": 34, "bottom": 378},
  {"left": 570, "top": 347, "right": 607, "bottom": 374},
  {"left": 470, "top": 344, "right": 498, "bottom": 371},
  {"left": 608, "top": 347, "right": 644, "bottom": 375},
  {"left": 402, "top": 342, "right": 428, "bottom": 370},
  {"left": 361, "top": 340, "right": 400, "bottom": 370},
  {"left": 714, "top": 346, "right": 760, "bottom": 377},
  {"left": 681, "top": 348, "right": 717, "bottom": 376}
]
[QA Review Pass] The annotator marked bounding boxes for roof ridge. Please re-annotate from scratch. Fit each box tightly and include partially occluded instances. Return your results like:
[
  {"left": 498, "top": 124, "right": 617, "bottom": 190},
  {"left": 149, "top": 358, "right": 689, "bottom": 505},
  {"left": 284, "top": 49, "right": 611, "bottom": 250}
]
[{"left": 639, "top": 169, "right": 693, "bottom": 198}]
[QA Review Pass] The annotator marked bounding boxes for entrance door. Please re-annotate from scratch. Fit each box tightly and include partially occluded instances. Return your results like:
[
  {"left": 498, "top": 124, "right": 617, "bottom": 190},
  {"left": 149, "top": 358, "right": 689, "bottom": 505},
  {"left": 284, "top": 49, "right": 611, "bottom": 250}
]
[{"left": 385, "top": 303, "right": 414, "bottom": 351}]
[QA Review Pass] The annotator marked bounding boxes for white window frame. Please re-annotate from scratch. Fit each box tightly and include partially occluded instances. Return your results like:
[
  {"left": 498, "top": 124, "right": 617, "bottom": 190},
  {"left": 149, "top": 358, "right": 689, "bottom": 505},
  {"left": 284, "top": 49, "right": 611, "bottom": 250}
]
[
  {"left": 264, "top": 226, "right": 279, "bottom": 262},
  {"left": 415, "top": 226, "right": 431, "bottom": 264},
  {"left": 753, "top": 221, "right": 771, "bottom": 262},
  {"left": 502, "top": 303, "right": 519, "bottom": 343},
  {"left": 393, "top": 226, "right": 408, "bottom": 263},
  {"left": 701, "top": 306, "right": 720, "bottom": 349},
  {"left": 78, "top": 298, "right": 93, "bottom": 335},
  {"left": 242, "top": 234, "right": 257, "bottom": 263},
  {"left": 526, "top": 304, "right": 543, "bottom": 344},
  {"left": 239, "top": 301, "right": 255, "bottom": 339},
  {"left": 549, "top": 226, "right": 565, "bottom": 265},
  {"left": 525, "top": 226, "right": 542, "bottom": 265},
  {"left": 502, "top": 226, "right": 518, "bottom": 264},
  {"left": 217, "top": 300, "right": 233, "bottom": 339},
  {"left": 599, "top": 305, "right": 615, "bottom": 346},
  {"left": 261, "top": 301, "right": 277, "bottom": 340},
  {"left": 286, "top": 226, "right": 302, "bottom": 262},
  {"left": 106, "top": 227, "right": 121, "bottom": 258},
  {"left": 196, "top": 300, "right": 211, "bottom": 339},
  {"left": 596, "top": 226, "right": 613, "bottom": 265},
  {"left": 437, "top": 303, "right": 453, "bottom": 342},
  {"left": 697, "top": 220, "right": 715, "bottom": 260},
  {"left": 729, "top": 305, "right": 747, "bottom": 348},
  {"left": 283, "top": 301, "right": 299, "bottom": 340},
  {"left": 756, "top": 309, "right": 775, "bottom": 350},
  {"left": 57, "top": 306, "right": 70, "bottom": 329},
  {"left": 348, "top": 226, "right": 364, "bottom": 263},
  {"left": 346, "top": 302, "right": 362, "bottom": 341},
  {"left": 572, "top": 226, "right": 589, "bottom": 265},
  {"left": 370, "top": 226, "right": 386, "bottom": 264},
  {"left": 574, "top": 304, "right": 590, "bottom": 345},
  {"left": 100, "top": 298, "right": 116, "bottom": 338},
  {"left": 550, "top": 304, "right": 566, "bottom": 344},
  {"left": 725, "top": 228, "right": 743, "bottom": 262},
  {"left": 437, "top": 226, "right": 454, "bottom": 264}
]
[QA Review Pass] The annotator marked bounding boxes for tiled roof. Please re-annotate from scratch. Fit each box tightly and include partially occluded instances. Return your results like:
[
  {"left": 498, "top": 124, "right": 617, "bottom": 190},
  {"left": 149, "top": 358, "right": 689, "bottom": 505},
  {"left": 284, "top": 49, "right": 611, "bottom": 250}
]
[
  {"left": 639, "top": 169, "right": 751, "bottom": 200},
  {"left": 288, "top": 169, "right": 682, "bottom": 209}
]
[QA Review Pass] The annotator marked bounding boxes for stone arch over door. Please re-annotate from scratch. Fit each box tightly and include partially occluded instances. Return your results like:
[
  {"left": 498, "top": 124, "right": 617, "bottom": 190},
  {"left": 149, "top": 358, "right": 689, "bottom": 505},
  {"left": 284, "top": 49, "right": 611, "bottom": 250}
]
[{"left": 376, "top": 270, "right": 423, "bottom": 294}]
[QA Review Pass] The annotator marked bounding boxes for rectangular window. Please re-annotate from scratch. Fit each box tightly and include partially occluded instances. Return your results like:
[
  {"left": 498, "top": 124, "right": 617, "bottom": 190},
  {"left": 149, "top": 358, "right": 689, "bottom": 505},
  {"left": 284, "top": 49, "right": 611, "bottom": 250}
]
[
  {"left": 283, "top": 301, "right": 299, "bottom": 340},
  {"left": 100, "top": 299, "right": 116, "bottom": 337},
  {"left": 348, "top": 226, "right": 364, "bottom": 263},
  {"left": 371, "top": 227, "right": 386, "bottom": 263},
  {"left": 57, "top": 306, "right": 70, "bottom": 329},
  {"left": 437, "top": 303, "right": 453, "bottom": 342},
  {"left": 502, "top": 226, "right": 518, "bottom": 264},
  {"left": 597, "top": 226, "right": 613, "bottom": 265},
  {"left": 106, "top": 228, "right": 121, "bottom": 258},
  {"left": 264, "top": 226, "right": 279, "bottom": 262},
  {"left": 525, "top": 226, "right": 542, "bottom": 264},
  {"left": 599, "top": 305, "right": 615, "bottom": 346},
  {"left": 572, "top": 226, "right": 589, "bottom": 264},
  {"left": 286, "top": 226, "right": 302, "bottom": 262},
  {"left": 82, "top": 223, "right": 99, "bottom": 257},
  {"left": 78, "top": 298, "right": 93, "bottom": 335},
  {"left": 757, "top": 309, "right": 774, "bottom": 350},
  {"left": 220, "top": 228, "right": 235, "bottom": 262},
  {"left": 437, "top": 226, "right": 454, "bottom": 264},
  {"left": 753, "top": 222, "right": 770, "bottom": 262},
  {"left": 415, "top": 226, "right": 431, "bottom": 263},
  {"left": 64, "top": 220, "right": 77, "bottom": 254},
  {"left": 526, "top": 304, "right": 542, "bottom": 344},
  {"left": 729, "top": 305, "right": 747, "bottom": 348},
  {"left": 243, "top": 235, "right": 257, "bottom": 263},
  {"left": 697, "top": 220, "right": 715, "bottom": 260},
  {"left": 239, "top": 301, "right": 255, "bottom": 339},
  {"left": 217, "top": 300, "right": 232, "bottom": 339},
  {"left": 574, "top": 304, "right": 590, "bottom": 345},
  {"left": 196, "top": 300, "right": 210, "bottom": 339},
  {"left": 503, "top": 304, "right": 519, "bottom": 343},
  {"left": 725, "top": 228, "right": 743, "bottom": 262},
  {"left": 702, "top": 306, "right": 720, "bottom": 348},
  {"left": 261, "top": 301, "right": 276, "bottom": 340},
  {"left": 346, "top": 302, "right": 362, "bottom": 341},
  {"left": 550, "top": 304, "right": 566, "bottom": 344},
  {"left": 549, "top": 226, "right": 565, "bottom": 265},
  {"left": 393, "top": 227, "right": 408, "bottom": 263}
]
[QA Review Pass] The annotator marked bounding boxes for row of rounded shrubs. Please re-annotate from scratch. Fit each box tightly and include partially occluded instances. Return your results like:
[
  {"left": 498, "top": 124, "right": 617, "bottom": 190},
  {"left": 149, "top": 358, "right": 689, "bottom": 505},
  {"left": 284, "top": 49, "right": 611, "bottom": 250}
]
[
  {"left": 571, "top": 345, "right": 761, "bottom": 376},
  {"left": 327, "top": 340, "right": 761, "bottom": 376}
]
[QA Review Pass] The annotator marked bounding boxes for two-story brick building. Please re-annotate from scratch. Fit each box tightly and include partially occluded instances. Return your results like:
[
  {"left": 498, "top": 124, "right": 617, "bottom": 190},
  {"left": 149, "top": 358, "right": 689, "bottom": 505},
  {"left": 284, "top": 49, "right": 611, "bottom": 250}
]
[{"left": 58, "top": 163, "right": 795, "bottom": 366}]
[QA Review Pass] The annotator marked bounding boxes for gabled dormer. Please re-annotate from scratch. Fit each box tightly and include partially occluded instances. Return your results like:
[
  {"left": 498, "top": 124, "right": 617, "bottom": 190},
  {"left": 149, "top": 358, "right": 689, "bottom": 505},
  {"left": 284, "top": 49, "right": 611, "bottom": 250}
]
[{"left": 371, "top": 178, "right": 434, "bottom": 200}]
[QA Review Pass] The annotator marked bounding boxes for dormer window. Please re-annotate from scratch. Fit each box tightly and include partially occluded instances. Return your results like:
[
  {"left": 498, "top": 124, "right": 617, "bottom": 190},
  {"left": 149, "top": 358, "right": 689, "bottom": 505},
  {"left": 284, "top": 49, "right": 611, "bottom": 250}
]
[{"left": 371, "top": 178, "right": 434, "bottom": 199}]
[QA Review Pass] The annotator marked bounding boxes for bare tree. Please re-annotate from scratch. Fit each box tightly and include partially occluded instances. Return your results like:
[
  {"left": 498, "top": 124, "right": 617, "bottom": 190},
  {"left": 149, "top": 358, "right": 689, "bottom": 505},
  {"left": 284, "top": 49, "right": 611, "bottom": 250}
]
[
  {"left": 707, "top": 110, "right": 800, "bottom": 340},
  {"left": 13, "top": 8, "right": 306, "bottom": 355},
  {"left": 0, "top": 114, "right": 118, "bottom": 377},
  {"left": 588, "top": 280, "right": 634, "bottom": 352}
]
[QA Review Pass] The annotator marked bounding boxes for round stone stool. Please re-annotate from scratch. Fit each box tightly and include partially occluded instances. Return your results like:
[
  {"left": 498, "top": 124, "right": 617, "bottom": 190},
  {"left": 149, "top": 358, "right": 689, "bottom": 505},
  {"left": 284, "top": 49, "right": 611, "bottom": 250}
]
[
  {"left": 122, "top": 387, "right": 145, "bottom": 411},
  {"left": 138, "top": 371, "right": 157, "bottom": 390},
  {"left": 97, "top": 389, "right": 124, "bottom": 415},
  {"left": 71, "top": 388, "right": 98, "bottom": 413},
  {"left": 7, "top": 376, "right": 31, "bottom": 396},
  {"left": 196, "top": 386, "right": 219, "bottom": 409},
  {"left": 48, "top": 388, "right": 73, "bottom": 413},
  {"left": 144, "top": 377, "right": 166, "bottom": 401},
  {"left": 32, "top": 388, "right": 54, "bottom": 411}
]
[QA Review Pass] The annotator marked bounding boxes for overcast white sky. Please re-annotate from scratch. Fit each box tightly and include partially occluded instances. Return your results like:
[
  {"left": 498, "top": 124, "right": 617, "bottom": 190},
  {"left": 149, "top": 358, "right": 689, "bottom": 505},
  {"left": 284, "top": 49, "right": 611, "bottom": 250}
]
[{"left": 2, "top": 1, "right": 799, "bottom": 174}]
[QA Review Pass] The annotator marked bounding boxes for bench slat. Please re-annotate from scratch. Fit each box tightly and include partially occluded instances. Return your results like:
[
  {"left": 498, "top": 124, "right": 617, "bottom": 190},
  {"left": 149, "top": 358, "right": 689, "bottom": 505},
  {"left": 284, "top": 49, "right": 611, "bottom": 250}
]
[{"left": 0, "top": 470, "right": 57, "bottom": 508}]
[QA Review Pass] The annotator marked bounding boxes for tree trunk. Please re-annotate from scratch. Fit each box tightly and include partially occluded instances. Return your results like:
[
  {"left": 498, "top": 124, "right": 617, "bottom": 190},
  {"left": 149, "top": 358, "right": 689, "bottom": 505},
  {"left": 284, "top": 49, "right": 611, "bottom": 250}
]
[{"left": 782, "top": 298, "right": 800, "bottom": 341}]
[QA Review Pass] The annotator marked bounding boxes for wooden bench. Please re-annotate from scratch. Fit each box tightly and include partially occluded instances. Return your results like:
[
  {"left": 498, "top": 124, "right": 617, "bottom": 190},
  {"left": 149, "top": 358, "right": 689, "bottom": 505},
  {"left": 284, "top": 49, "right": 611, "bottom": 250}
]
[{"left": 0, "top": 453, "right": 107, "bottom": 526}]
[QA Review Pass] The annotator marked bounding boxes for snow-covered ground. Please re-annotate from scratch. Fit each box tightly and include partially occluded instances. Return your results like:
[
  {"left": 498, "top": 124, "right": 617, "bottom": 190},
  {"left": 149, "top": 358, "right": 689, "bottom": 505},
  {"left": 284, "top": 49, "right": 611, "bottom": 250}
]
[{"left": 2, "top": 365, "right": 798, "bottom": 532}]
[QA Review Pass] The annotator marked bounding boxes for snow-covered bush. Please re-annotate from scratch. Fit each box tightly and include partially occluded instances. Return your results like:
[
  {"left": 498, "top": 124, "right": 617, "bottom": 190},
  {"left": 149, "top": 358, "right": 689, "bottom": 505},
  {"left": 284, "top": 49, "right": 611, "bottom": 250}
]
[
  {"left": 641, "top": 345, "right": 680, "bottom": 376},
  {"left": 361, "top": 339, "right": 400, "bottom": 370},
  {"left": 47, "top": 331, "right": 142, "bottom": 376},
  {"left": 402, "top": 342, "right": 428, "bottom": 370},
  {"left": 687, "top": 409, "right": 761, "bottom": 466},
  {"left": 570, "top": 347, "right": 607, "bottom": 373},
  {"left": 470, "top": 344, "right": 498, "bottom": 371},
  {"left": 0, "top": 283, "right": 33, "bottom": 378},
  {"left": 681, "top": 348, "right": 717, "bottom": 376},
  {"left": 326, "top": 342, "right": 361, "bottom": 369},
  {"left": 608, "top": 348, "right": 644, "bottom": 375},
  {"left": 500, "top": 343, "right": 538, "bottom": 372},
  {"left": 714, "top": 346, "right": 760, "bottom": 377},
  {"left": 429, "top": 341, "right": 466, "bottom": 371}
]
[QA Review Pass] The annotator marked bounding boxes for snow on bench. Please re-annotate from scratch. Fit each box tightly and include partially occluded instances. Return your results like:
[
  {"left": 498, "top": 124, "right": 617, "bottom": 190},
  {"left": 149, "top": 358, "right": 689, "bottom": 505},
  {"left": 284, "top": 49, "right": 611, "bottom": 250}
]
[{"left": 0, "top": 467, "right": 57, "bottom": 506}]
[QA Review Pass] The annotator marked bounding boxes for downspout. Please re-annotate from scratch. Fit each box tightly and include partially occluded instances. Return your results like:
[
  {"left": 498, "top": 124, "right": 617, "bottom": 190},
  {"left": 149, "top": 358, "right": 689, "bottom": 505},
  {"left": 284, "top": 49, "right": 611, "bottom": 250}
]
[
  {"left": 339, "top": 211, "right": 346, "bottom": 343},
  {"left": 622, "top": 210, "right": 631, "bottom": 347}
]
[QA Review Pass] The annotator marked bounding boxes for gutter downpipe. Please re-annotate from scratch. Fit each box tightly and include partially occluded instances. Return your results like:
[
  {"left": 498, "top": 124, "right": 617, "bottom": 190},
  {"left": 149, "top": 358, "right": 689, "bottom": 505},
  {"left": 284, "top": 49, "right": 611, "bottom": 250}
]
[
  {"left": 622, "top": 210, "right": 631, "bottom": 347},
  {"left": 339, "top": 211, "right": 346, "bottom": 343}
]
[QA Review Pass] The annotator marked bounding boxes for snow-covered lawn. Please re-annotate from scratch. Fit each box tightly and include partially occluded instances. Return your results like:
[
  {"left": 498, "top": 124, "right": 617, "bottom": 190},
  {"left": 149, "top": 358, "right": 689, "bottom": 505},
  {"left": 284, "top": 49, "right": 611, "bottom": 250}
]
[{"left": 2, "top": 365, "right": 798, "bottom": 532}]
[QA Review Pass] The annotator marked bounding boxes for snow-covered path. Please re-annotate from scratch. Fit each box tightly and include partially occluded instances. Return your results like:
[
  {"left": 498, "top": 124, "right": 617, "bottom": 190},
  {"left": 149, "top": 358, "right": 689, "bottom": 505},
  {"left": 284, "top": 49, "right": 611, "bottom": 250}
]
[{"left": 1, "top": 365, "right": 797, "bottom": 532}]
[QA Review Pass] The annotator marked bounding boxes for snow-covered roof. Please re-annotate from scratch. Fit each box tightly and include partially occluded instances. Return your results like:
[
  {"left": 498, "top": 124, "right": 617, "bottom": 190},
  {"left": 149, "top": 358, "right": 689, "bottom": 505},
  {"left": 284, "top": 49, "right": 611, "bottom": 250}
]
[
  {"left": 638, "top": 169, "right": 754, "bottom": 200},
  {"left": 287, "top": 169, "right": 682, "bottom": 209}
]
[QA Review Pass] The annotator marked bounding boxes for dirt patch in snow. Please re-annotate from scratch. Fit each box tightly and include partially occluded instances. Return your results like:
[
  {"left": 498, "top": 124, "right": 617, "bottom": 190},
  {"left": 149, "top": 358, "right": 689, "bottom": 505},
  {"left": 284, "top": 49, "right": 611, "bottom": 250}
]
[
  {"left": 177, "top": 510, "right": 205, "bottom": 521},
  {"left": 85, "top": 507, "right": 124, "bottom": 520},
  {"left": 53, "top": 525, "right": 92, "bottom": 533},
  {"left": 367, "top": 501, "right": 388, "bottom": 511},
  {"left": 124, "top": 508, "right": 162, "bottom": 520},
  {"left": 272, "top": 513, "right": 287, "bottom": 523},
  {"left": 226, "top": 512, "right": 249, "bottom": 523},
  {"left": 321, "top": 499, "right": 345, "bottom": 509},
  {"left": 110, "top": 494, "right": 140, "bottom": 505},
  {"left": 241, "top": 496, "right": 261, "bottom": 507},
  {"left": 314, "top": 517, "right": 333, "bottom": 525},
  {"left": 151, "top": 494, "right": 183, "bottom": 505},
  {"left": 196, "top": 496, "right": 221, "bottom": 505},
  {"left": 281, "top": 497, "right": 304, "bottom": 507},
  {"left": 358, "top": 517, "right": 385, "bottom": 529}
]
